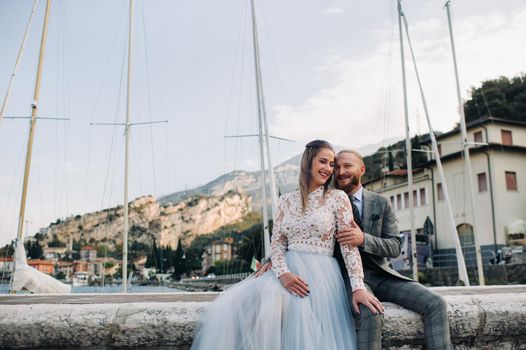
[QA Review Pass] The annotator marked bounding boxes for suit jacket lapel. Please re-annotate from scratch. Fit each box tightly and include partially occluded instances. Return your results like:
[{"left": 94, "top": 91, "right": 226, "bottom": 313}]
[{"left": 362, "top": 189, "right": 374, "bottom": 233}]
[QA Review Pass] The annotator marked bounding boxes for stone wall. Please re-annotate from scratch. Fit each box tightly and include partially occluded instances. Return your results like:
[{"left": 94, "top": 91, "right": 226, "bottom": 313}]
[
  {"left": 397, "top": 263, "right": 526, "bottom": 286},
  {"left": 0, "top": 286, "right": 525, "bottom": 349}
]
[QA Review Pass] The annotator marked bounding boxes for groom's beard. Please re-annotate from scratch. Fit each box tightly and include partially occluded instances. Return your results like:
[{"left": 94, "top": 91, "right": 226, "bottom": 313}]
[{"left": 336, "top": 175, "right": 360, "bottom": 195}]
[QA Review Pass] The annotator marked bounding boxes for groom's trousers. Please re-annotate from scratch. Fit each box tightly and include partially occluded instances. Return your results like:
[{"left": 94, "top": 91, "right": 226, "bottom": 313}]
[{"left": 350, "top": 271, "right": 453, "bottom": 350}]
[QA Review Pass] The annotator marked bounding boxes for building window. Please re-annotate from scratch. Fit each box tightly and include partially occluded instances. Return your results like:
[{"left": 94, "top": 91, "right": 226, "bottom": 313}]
[
  {"left": 437, "top": 183, "right": 444, "bottom": 201},
  {"left": 437, "top": 144, "right": 442, "bottom": 157},
  {"left": 420, "top": 188, "right": 426, "bottom": 205},
  {"left": 477, "top": 173, "right": 488, "bottom": 192},
  {"left": 473, "top": 130, "right": 483, "bottom": 144},
  {"left": 413, "top": 190, "right": 418, "bottom": 207},
  {"left": 403, "top": 192, "right": 409, "bottom": 209},
  {"left": 397, "top": 194, "right": 402, "bottom": 210},
  {"left": 457, "top": 223, "right": 475, "bottom": 247},
  {"left": 390, "top": 195, "right": 396, "bottom": 210},
  {"left": 506, "top": 171, "right": 517, "bottom": 191},
  {"left": 501, "top": 130, "right": 513, "bottom": 145}
]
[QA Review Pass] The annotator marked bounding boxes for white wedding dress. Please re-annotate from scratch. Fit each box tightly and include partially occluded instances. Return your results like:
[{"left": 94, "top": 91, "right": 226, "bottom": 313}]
[{"left": 191, "top": 187, "right": 364, "bottom": 350}]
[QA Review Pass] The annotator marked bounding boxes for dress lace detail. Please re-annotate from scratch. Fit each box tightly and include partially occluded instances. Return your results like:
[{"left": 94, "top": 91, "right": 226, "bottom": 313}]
[{"left": 270, "top": 187, "right": 365, "bottom": 291}]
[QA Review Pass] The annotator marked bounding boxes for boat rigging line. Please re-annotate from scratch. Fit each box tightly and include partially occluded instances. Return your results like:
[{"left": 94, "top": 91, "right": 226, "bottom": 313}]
[
  {"left": 90, "top": 0, "right": 168, "bottom": 292},
  {"left": 444, "top": 0, "right": 485, "bottom": 285},
  {"left": 398, "top": 0, "right": 470, "bottom": 285},
  {"left": 0, "top": 0, "right": 39, "bottom": 124}
]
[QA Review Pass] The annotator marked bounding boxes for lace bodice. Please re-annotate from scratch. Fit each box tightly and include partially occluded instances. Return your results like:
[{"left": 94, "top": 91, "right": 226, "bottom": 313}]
[{"left": 270, "top": 187, "right": 365, "bottom": 291}]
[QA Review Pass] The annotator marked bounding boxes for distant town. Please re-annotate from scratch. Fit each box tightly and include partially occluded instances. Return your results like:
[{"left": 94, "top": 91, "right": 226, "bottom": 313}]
[{"left": 0, "top": 212, "right": 264, "bottom": 288}]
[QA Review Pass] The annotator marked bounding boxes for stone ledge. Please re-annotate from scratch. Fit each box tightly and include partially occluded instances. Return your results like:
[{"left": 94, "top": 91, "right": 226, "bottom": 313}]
[{"left": 0, "top": 286, "right": 525, "bottom": 349}]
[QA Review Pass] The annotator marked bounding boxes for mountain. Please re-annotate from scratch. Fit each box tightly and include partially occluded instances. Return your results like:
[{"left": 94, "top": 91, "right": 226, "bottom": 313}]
[{"left": 44, "top": 190, "right": 251, "bottom": 250}]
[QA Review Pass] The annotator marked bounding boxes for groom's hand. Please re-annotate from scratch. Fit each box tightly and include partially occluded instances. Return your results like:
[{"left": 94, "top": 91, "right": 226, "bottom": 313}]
[
  {"left": 336, "top": 220, "right": 365, "bottom": 247},
  {"left": 255, "top": 261, "right": 272, "bottom": 277}
]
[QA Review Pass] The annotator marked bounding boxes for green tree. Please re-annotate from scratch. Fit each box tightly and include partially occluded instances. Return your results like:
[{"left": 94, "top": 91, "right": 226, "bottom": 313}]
[
  {"left": 24, "top": 240, "right": 43, "bottom": 259},
  {"left": 464, "top": 74, "right": 526, "bottom": 122},
  {"left": 0, "top": 243, "right": 14, "bottom": 258},
  {"left": 172, "top": 238, "right": 187, "bottom": 280},
  {"left": 162, "top": 245, "right": 173, "bottom": 272},
  {"left": 96, "top": 244, "right": 109, "bottom": 258},
  {"left": 32, "top": 240, "right": 43, "bottom": 259},
  {"left": 54, "top": 271, "right": 66, "bottom": 280},
  {"left": 512, "top": 91, "right": 526, "bottom": 120},
  {"left": 387, "top": 146, "right": 394, "bottom": 171},
  {"left": 145, "top": 238, "right": 160, "bottom": 270},
  {"left": 411, "top": 135, "right": 427, "bottom": 168},
  {"left": 48, "top": 234, "right": 66, "bottom": 248},
  {"left": 24, "top": 241, "right": 32, "bottom": 258}
]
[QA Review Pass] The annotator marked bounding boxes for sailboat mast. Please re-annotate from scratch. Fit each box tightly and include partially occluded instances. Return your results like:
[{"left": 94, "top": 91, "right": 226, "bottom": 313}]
[
  {"left": 259, "top": 69, "right": 278, "bottom": 219},
  {"left": 15, "top": 0, "right": 52, "bottom": 245},
  {"left": 0, "top": 0, "right": 39, "bottom": 123},
  {"left": 399, "top": 3, "right": 470, "bottom": 285},
  {"left": 250, "top": 0, "right": 271, "bottom": 258},
  {"left": 445, "top": 0, "right": 485, "bottom": 285},
  {"left": 397, "top": 0, "right": 418, "bottom": 280},
  {"left": 122, "top": 0, "right": 134, "bottom": 293},
  {"left": 254, "top": 35, "right": 278, "bottom": 218},
  {"left": 10, "top": 0, "right": 52, "bottom": 293}
]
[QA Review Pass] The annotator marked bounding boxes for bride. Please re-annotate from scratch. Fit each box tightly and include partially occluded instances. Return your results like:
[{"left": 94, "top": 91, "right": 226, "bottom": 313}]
[{"left": 191, "top": 140, "right": 383, "bottom": 350}]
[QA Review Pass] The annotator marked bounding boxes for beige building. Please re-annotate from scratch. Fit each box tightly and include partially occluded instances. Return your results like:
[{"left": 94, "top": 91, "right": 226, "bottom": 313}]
[
  {"left": 201, "top": 237, "right": 234, "bottom": 273},
  {"left": 43, "top": 247, "right": 67, "bottom": 260},
  {"left": 364, "top": 117, "right": 526, "bottom": 266},
  {"left": 80, "top": 246, "right": 97, "bottom": 261}
]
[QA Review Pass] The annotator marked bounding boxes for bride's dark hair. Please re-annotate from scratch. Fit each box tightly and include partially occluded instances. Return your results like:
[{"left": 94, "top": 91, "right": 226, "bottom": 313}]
[{"left": 299, "top": 140, "right": 334, "bottom": 211}]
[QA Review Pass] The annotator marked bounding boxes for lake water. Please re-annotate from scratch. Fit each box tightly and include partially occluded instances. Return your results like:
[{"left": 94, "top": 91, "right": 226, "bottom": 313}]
[{"left": 0, "top": 283, "right": 184, "bottom": 294}]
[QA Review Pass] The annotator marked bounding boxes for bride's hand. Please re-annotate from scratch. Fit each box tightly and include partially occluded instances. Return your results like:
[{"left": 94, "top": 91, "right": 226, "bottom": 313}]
[
  {"left": 279, "top": 272, "right": 310, "bottom": 298},
  {"left": 352, "top": 289, "right": 384, "bottom": 315}
]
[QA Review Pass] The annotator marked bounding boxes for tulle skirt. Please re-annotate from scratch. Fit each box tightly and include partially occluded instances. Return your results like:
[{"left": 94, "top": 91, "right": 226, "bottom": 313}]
[{"left": 191, "top": 250, "right": 357, "bottom": 350}]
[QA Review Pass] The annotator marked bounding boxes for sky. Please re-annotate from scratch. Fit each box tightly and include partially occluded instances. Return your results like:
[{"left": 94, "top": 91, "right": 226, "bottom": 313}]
[{"left": 0, "top": 0, "right": 525, "bottom": 245}]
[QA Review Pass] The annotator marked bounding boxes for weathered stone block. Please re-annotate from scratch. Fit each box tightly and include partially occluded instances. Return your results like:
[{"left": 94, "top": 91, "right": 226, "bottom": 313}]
[{"left": 0, "top": 287, "right": 525, "bottom": 349}]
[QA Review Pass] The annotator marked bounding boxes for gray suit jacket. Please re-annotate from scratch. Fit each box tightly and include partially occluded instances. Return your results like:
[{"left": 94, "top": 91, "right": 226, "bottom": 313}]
[
  {"left": 359, "top": 189, "right": 412, "bottom": 281},
  {"left": 334, "top": 189, "right": 412, "bottom": 284}
]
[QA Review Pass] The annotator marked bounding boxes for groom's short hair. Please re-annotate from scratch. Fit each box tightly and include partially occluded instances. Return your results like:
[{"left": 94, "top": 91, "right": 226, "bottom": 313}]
[{"left": 337, "top": 149, "right": 364, "bottom": 166}]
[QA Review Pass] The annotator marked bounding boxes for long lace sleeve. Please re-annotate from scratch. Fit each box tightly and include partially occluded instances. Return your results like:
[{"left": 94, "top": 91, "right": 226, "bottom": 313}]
[
  {"left": 333, "top": 191, "right": 365, "bottom": 292},
  {"left": 270, "top": 196, "right": 289, "bottom": 278}
]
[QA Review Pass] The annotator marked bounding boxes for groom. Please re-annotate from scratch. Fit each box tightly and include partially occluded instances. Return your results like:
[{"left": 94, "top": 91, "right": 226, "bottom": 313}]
[{"left": 333, "top": 149, "right": 453, "bottom": 350}]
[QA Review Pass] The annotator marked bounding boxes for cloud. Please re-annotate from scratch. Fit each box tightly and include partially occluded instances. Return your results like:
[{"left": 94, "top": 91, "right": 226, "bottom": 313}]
[
  {"left": 272, "top": 50, "right": 405, "bottom": 149},
  {"left": 325, "top": 7, "right": 344, "bottom": 15},
  {"left": 271, "top": 7, "right": 526, "bottom": 149}
]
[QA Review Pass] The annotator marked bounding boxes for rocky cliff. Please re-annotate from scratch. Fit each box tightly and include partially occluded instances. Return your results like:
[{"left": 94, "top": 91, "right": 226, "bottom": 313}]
[{"left": 45, "top": 190, "right": 251, "bottom": 249}]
